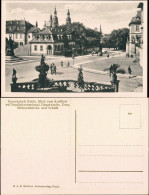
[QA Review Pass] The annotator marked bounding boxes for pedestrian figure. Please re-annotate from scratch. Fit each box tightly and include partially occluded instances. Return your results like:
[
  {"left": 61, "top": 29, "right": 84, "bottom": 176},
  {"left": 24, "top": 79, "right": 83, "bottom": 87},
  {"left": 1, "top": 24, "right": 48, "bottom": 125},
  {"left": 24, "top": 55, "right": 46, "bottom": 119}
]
[
  {"left": 60, "top": 61, "right": 63, "bottom": 67},
  {"left": 67, "top": 60, "right": 70, "bottom": 67},
  {"left": 50, "top": 63, "right": 53, "bottom": 75},
  {"left": 53, "top": 64, "right": 57, "bottom": 75},
  {"left": 126, "top": 53, "right": 129, "bottom": 58},
  {"left": 107, "top": 54, "right": 109, "bottom": 58},
  {"left": 109, "top": 65, "right": 113, "bottom": 78},
  {"left": 128, "top": 65, "right": 132, "bottom": 78}
]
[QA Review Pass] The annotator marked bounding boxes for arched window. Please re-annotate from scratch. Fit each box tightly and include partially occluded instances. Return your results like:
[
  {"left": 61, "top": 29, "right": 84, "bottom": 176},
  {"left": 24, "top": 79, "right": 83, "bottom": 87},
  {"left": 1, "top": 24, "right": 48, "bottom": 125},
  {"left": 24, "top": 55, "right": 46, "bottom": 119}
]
[
  {"left": 20, "top": 42, "right": 23, "bottom": 46},
  {"left": 47, "top": 45, "right": 52, "bottom": 50}
]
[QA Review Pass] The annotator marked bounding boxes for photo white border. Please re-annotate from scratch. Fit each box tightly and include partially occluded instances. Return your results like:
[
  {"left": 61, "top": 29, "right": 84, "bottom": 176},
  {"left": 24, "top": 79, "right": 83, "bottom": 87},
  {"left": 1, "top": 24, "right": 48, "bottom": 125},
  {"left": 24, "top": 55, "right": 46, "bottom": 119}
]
[{"left": 1, "top": 0, "right": 148, "bottom": 98}]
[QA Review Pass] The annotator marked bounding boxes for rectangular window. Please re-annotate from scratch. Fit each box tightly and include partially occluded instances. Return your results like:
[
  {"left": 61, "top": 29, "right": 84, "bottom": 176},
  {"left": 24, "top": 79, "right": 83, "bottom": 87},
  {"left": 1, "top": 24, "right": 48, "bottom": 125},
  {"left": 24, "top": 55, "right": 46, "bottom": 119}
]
[
  {"left": 34, "top": 45, "right": 37, "bottom": 51},
  {"left": 15, "top": 34, "right": 18, "bottom": 39},
  {"left": 40, "top": 45, "right": 43, "bottom": 51}
]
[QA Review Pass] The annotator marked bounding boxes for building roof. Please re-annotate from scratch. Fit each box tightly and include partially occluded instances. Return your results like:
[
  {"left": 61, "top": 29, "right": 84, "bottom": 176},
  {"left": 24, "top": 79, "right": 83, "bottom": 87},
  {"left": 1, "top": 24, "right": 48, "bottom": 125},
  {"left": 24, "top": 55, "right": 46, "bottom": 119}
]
[
  {"left": 29, "top": 26, "right": 75, "bottom": 43},
  {"left": 6, "top": 20, "right": 34, "bottom": 34},
  {"left": 137, "top": 2, "right": 143, "bottom": 9},
  {"left": 27, "top": 27, "right": 40, "bottom": 33},
  {"left": 37, "top": 28, "right": 52, "bottom": 35},
  {"left": 129, "top": 11, "right": 141, "bottom": 26}
]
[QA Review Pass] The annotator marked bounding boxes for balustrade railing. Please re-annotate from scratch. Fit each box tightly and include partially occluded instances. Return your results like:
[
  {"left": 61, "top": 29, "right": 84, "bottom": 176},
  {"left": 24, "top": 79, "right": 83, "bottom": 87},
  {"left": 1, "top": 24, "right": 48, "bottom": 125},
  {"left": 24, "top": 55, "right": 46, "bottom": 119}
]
[{"left": 11, "top": 79, "right": 117, "bottom": 92}]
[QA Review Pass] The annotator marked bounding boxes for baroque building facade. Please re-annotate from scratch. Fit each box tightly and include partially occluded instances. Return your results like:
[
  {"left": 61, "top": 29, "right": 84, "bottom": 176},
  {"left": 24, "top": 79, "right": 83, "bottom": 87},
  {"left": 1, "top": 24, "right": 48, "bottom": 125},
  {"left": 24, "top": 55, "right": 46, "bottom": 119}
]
[
  {"left": 126, "top": 2, "right": 143, "bottom": 66},
  {"left": 6, "top": 20, "right": 40, "bottom": 47},
  {"left": 29, "top": 7, "right": 75, "bottom": 55}
]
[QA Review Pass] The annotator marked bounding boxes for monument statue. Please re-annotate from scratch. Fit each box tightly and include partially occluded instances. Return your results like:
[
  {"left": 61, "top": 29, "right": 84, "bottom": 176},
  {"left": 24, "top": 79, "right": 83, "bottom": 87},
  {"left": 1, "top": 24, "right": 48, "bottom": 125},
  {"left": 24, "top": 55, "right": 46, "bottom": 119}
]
[
  {"left": 6, "top": 37, "right": 14, "bottom": 56},
  {"left": 35, "top": 55, "right": 49, "bottom": 88}
]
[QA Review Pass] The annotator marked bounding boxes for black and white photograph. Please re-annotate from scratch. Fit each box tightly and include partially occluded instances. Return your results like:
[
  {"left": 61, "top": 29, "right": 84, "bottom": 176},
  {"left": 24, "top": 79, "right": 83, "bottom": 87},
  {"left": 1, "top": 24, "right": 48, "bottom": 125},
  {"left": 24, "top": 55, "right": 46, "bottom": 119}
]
[{"left": 2, "top": 1, "right": 147, "bottom": 95}]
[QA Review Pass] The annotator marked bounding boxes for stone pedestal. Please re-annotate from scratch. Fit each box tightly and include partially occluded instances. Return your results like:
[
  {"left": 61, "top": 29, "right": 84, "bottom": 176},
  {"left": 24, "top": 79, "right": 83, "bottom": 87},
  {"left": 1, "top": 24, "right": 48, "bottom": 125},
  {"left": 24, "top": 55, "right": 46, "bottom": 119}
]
[{"left": 110, "top": 80, "right": 120, "bottom": 92}]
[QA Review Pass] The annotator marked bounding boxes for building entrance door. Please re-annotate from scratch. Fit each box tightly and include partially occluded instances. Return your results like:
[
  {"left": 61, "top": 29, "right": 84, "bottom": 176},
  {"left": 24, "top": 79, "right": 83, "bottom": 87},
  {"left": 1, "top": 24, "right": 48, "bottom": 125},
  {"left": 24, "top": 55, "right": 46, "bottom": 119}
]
[{"left": 47, "top": 45, "right": 52, "bottom": 55}]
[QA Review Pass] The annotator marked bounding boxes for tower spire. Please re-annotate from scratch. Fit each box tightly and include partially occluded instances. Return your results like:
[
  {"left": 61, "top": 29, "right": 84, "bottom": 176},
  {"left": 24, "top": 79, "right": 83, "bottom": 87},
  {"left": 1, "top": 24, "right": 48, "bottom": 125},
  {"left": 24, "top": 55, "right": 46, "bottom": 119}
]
[
  {"left": 53, "top": 7, "right": 58, "bottom": 27},
  {"left": 66, "top": 8, "right": 71, "bottom": 24},
  {"left": 100, "top": 25, "right": 102, "bottom": 34},
  {"left": 50, "top": 15, "right": 52, "bottom": 28},
  {"left": 36, "top": 21, "right": 38, "bottom": 28},
  {"left": 54, "top": 6, "right": 57, "bottom": 15},
  {"left": 67, "top": 8, "right": 70, "bottom": 15}
]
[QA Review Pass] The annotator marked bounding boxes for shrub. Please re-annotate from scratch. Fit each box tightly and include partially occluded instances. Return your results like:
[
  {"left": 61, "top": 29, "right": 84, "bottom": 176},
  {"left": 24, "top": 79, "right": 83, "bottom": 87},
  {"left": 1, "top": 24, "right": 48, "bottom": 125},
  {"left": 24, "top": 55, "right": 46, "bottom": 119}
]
[{"left": 116, "top": 69, "right": 126, "bottom": 74}]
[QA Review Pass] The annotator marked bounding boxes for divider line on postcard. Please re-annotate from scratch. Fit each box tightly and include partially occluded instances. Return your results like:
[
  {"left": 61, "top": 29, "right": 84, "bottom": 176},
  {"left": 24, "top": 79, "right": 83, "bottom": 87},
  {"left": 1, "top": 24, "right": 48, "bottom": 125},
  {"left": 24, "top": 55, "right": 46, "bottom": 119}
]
[{"left": 75, "top": 110, "right": 77, "bottom": 183}]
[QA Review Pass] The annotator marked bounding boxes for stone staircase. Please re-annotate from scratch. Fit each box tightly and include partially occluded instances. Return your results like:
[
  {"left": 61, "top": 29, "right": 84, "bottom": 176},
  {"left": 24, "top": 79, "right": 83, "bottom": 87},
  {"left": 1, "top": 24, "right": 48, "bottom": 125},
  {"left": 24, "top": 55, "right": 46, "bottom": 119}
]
[{"left": 14, "top": 44, "right": 30, "bottom": 56}]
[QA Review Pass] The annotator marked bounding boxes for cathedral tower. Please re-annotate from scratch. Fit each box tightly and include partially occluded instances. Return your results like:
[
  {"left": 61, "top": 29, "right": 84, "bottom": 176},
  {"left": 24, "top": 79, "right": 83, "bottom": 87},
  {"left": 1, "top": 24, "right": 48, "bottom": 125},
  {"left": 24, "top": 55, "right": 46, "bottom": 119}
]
[
  {"left": 52, "top": 7, "right": 58, "bottom": 28},
  {"left": 66, "top": 9, "right": 71, "bottom": 24}
]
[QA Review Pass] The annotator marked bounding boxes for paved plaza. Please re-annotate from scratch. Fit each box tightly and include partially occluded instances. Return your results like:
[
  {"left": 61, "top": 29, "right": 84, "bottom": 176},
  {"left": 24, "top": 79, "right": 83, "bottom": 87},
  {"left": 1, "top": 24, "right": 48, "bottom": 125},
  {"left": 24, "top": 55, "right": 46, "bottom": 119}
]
[{"left": 5, "top": 50, "right": 143, "bottom": 92}]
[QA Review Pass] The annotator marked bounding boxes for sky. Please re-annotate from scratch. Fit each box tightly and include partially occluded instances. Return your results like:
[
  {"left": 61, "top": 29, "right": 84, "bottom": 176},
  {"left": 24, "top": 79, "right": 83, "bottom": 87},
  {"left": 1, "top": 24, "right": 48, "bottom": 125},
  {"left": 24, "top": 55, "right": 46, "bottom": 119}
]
[{"left": 5, "top": 1, "right": 140, "bottom": 34}]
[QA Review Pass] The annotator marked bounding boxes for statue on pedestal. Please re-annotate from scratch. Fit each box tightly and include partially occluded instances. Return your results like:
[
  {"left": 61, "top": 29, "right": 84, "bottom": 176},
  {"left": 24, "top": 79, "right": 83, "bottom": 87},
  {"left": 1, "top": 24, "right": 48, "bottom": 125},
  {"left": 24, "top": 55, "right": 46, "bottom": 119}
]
[
  {"left": 12, "top": 68, "right": 17, "bottom": 84},
  {"left": 35, "top": 55, "right": 49, "bottom": 88},
  {"left": 78, "top": 65, "right": 84, "bottom": 91},
  {"left": 6, "top": 37, "right": 14, "bottom": 56}
]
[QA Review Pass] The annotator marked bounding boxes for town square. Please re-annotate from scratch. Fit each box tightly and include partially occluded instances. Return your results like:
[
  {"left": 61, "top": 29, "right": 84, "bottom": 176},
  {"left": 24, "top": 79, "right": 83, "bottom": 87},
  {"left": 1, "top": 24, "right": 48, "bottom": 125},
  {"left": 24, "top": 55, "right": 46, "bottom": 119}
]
[{"left": 5, "top": 1, "right": 144, "bottom": 93}]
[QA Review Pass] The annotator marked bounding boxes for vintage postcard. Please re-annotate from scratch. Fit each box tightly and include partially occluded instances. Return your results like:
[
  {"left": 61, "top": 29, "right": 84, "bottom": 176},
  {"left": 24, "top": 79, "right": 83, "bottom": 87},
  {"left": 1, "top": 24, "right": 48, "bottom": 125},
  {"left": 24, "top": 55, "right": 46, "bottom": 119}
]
[
  {"left": 1, "top": 98, "right": 148, "bottom": 194},
  {"left": 1, "top": 0, "right": 148, "bottom": 97}
]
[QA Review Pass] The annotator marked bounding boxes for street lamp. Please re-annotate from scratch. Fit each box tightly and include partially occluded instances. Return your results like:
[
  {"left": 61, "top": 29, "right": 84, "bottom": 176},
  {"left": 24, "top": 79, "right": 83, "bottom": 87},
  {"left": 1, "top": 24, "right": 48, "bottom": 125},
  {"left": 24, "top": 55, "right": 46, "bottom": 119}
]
[
  {"left": 72, "top": 47, "right": 75, "bottom": 65},
  {"left": 82, "top": 45, "right": 84, "bottom": 56},
  {"left": 135, "top": 39, "right": 138, "bottom": 57},
  {"left": 99, "top": 39, "right": 103, "bottom": 55}
]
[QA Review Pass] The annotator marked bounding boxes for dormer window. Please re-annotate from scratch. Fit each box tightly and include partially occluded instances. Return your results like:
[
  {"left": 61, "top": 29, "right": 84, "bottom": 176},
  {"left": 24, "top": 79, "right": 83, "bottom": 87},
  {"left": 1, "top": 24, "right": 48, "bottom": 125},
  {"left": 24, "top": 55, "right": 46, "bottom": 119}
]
[
  {"left": 17, "top": 27, "right": 20, "bottom": 30},
  {"left": 9, "top": 27, "right": 12, "bottom": 30}
]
